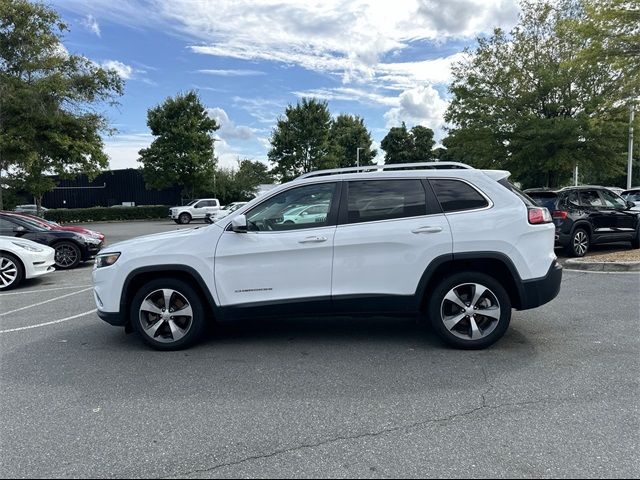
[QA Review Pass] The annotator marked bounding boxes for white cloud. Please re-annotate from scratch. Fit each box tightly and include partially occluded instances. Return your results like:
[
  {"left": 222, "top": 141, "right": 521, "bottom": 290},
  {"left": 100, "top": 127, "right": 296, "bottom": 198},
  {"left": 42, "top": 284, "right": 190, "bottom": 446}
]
[
  {"left": 197, "top": 69, "right": 265, "bottom": 76},
  {"left": 232, "top": 96, "right": 285, "bottom": 124},
  {"left": 103, "top": 133, "right": 153, "bottom": 170},
  {"left": 81, "top": 14, "right": 101, "bottom": 37},
  {"left": 384, "top": 85, "right": 449, "bottom": 138},
  {"left": 101, "top": 60, "right": 135, "bottom": 79},
  {"left": 292, "top": 87, "right": 399, "bottom": 107},
  {"left": 207, "top": 107, "right": 257, "bottom": 141}
]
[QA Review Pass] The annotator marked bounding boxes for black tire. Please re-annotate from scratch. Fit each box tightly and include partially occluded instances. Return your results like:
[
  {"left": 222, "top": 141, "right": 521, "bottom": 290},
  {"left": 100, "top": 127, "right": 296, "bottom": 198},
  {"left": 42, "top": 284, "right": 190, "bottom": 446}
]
[
  {"left": 178, "top": 213, "right": 192, "bottom": 225},
  {"left": 53, "top": 241, "right": 82, "bottom": 269},
  {"left": 130, "top": 277, "right": 206, "bottom": 350},
  {"left": 566, "top": 228, "right": 589, "bottom": 257},
  {"left": 0, "top": 252, "right": 25, "bottom": 291},
  {"left": 427, "top": 271, "right": 511, "bottom": 350}
]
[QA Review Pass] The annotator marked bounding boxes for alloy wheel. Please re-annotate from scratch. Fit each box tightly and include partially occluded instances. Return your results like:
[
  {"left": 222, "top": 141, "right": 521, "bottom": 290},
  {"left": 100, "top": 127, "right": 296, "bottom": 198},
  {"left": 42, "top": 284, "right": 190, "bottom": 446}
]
[
  {"left": 0, "top": 257, "right": 18, "bottom": 288},
  {"left": 573, "top": 231, "right": 588, "bottom": 256},
  {"left": 440, "top": 283, "right": 501, "bottom": 341},
  {"left": 138, "top": 289, "right": 194, "bottom": 344},
  {"left": 55, "top": 244, "right": 79, "bottom": 268}
]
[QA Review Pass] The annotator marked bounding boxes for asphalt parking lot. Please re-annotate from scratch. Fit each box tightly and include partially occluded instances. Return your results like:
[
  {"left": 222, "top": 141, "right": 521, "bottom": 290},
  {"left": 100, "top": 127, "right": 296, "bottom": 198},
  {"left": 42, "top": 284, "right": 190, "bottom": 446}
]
[{"left": 1, "top": 220, "right": 639, "bottom": 478}]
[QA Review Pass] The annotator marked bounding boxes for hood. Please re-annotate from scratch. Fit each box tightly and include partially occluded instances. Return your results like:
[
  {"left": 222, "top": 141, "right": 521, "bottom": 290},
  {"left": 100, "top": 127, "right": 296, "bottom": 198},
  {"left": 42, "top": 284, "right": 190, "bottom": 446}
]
[{"left": 101, "top": 226, "right": 217, "bottom": 253}]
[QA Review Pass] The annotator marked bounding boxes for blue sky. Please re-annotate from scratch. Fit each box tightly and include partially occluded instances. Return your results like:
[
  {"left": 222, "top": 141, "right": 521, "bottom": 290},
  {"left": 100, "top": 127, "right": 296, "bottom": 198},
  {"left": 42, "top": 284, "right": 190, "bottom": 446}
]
[{"left": 51, "top": 0, "right": 521, "bottom": 170}]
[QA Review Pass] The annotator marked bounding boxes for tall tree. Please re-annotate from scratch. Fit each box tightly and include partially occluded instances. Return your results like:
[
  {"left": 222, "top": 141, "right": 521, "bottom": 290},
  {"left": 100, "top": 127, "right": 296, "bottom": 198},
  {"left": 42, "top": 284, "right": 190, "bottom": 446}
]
[
  {"left": 210, "top": 159, "right": 274, "bottom": 204},
  {"left": 380, "top": 122, "right": 411, "bottom": 164},
  {"left": 0, "top": 0, "right": 124, "bottom": 211},
  {"left": 139, "top": 91, "right": 219, "bottom": 200},
  {"left": 268, "top": 98, "right": 332, "bottom": 181},
  {"left": 381, "top": 123, "right": 436, "bottom": 164},
  {"left": 445, "top": 0, "right": 630, "bottom": 188},
  {"left": 327, "top": 114, "right": 376, "bottom": 167}
]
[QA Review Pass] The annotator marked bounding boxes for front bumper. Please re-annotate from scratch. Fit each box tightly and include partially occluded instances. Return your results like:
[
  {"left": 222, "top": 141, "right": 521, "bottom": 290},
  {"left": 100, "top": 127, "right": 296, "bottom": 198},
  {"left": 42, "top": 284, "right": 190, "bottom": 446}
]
[{"left": 518, "top": 260, "right": 563, "bottom": 310}]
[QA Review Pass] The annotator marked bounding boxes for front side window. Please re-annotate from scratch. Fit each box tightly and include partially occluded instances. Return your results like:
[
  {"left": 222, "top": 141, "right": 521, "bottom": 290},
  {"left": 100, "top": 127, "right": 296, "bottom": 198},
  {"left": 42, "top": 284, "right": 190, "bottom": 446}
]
[
  {"left": 430, "top": 179, "right": 489, "bottom": 213},
  {"left": 600, "top": 190, "right": 627, "bottom": 209},
  {"left": 347, "top": 180, "right": 426, "bottom": 224},
  {"left": 579, "top": 190, "right": 604, "bottom": 207},
  {"left": 245, "top": 183, "right": 336, "bottom": 231}
]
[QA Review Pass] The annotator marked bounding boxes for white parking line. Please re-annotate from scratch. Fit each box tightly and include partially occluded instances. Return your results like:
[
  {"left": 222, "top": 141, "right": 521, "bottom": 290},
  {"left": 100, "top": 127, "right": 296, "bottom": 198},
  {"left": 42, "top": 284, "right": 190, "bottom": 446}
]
[
  {"left": 0, "top": 309, "right": 97, "bottom": 334},
  {"left": 0, "top": 285, "right": 92, "bottom": 297},
  {"left": 0, "top": 287, "right": 93, "bottom": 317}
]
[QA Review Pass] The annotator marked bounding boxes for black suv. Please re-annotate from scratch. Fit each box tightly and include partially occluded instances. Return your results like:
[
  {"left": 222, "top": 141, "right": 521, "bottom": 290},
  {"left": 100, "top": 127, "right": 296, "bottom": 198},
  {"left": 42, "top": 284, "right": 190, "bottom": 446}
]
[{"left": 525, "top": 186, "right": 640, "bottom": 257}]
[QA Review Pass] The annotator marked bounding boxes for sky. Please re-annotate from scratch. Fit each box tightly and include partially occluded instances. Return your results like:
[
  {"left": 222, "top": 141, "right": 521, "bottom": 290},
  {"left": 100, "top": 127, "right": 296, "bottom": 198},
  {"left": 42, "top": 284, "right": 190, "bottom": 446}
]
[{"left": 50, "top": 0, "right": 521, "bottom": 170}]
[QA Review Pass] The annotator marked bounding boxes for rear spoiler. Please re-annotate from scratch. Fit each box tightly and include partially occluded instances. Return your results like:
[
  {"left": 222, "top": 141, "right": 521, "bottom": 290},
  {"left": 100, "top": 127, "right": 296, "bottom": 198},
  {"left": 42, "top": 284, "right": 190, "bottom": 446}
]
[{"left": 482, "top": 170, "right": 511, "bottom": 182}]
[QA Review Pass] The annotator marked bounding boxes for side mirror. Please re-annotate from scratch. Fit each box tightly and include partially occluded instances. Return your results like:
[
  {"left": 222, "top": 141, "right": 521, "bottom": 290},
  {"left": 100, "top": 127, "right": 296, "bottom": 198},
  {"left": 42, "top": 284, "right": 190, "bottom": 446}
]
[
  {"left": 231, "top": 214, "right": 248, "bottom": 233},
  {"left": 13, "top": 226, "right": 27, "bottom": 234}
]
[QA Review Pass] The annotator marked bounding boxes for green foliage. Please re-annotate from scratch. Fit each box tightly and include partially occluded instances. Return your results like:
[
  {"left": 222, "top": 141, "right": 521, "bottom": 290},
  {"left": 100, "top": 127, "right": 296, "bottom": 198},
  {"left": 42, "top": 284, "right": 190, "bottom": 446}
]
[
  {"left": 44, "top": 205, "right": 170, "bottom": 223},
  {"left": 327, "top": 114, "right": 376, "bottom": 167},
  {"left": 0, "top": 0, "right": 124, "bottom": 209},
  {"left": 444, "top": 0, "right": 632, "bottom": 188},
  {"left": 139, "top": 91, "right": 219, "bottom": 199},
  {"left": 380, "top": 122, "right": 436, "bottom": 164},
  {"left": 206, "top": 159, "right": 274, "bottom": 204},
  {"left": 268, "top": 98, "right": 333, "bottom": 181}
]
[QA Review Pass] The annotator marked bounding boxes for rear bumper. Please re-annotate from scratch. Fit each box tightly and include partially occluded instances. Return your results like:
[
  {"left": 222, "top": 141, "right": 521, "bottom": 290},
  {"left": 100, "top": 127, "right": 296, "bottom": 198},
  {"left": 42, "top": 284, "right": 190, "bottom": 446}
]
[{"left": 518, "top": 260, "right": 563, "bottom": 310}]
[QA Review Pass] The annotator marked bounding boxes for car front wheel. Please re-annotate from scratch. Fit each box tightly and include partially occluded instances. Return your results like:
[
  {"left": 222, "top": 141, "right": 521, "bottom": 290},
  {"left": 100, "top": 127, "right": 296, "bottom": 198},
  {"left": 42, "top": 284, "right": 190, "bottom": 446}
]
[
  {"left": 178, "top": 213, "right": 191, "bottom": 224},
  {"left": 131, "top": 278, "right": 206, "bottom": 350},
  {"left": 427, "top": 272, "right": 511, "bottom": 349},
  {"left": 0, "top": 253, "right": 24, "bottom": 290},
  {"left": 54, "top": 241, "right": 82, "bottom": 269}
]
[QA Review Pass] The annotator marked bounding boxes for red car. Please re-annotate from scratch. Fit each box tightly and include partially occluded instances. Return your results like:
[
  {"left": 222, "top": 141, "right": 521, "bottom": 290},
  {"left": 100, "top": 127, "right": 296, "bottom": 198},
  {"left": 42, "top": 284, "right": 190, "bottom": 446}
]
[{"left": 3, "top": 211, "right": 106, "bottom": 242}]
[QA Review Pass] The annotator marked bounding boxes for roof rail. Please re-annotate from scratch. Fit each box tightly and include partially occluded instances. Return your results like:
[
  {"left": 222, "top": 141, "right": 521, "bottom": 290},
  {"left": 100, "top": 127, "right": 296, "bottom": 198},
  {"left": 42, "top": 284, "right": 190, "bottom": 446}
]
[{"left": 297, "top": 162, "right": 473, "bottom": 180}]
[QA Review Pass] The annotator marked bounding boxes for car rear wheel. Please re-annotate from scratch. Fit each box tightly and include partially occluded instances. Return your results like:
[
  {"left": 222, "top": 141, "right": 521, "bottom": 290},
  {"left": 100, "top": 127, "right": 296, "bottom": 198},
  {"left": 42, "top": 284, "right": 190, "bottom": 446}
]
[
  {"left": 131, "top": 277, "right": 206, "bottom": 350},
  {"left": 567, "top": 228, "right": 589, "bottom": 257},
  {"left": 427, "top": 272, "right": 511, "bottom": 349},
  {"left": 178, "top": 213, "right": 192, "bottom": 224},
  {"left": 54, "top": 241, "right": 82, "bottom": 269},
  {"left": 0, "top": 253, "right": 24, "bottom": 290}
]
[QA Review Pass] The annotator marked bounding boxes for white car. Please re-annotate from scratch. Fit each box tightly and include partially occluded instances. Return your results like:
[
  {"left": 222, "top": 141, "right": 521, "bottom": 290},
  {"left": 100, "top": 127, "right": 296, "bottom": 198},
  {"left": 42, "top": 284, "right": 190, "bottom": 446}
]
[
  {"left": 279, "top": 203, "right": 329, "bottom": 225},
  {"left": 209, "top": 202, "right": 248, "bottom": 222},
  {"left": 0, "top": 236, "right": 55, "bottom": 290},
  {"left": 169, "top": 199, "right": 221, "bottom": 225},
  {"left": 93, "top": 162, "right": 562, "bottom": 350}
]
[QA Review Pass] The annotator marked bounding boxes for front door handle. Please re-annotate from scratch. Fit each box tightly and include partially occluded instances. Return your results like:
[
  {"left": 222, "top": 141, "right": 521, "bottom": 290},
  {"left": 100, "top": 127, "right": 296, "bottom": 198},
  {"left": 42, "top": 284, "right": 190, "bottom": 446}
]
[
  {"left": 412, "top": 226, "right": 443, "bottom": 234},
  {"left": 299, "top": 236, "right": 328, "bottom": 243}
]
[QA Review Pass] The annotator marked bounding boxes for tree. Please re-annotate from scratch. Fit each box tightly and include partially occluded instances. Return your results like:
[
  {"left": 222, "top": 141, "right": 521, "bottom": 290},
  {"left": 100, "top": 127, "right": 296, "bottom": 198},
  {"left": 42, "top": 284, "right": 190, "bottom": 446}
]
[
  {"left": 268, "top": 98, "right": 332, "bottom": 181},
  {"left": 327, "top": 114, "right": 376, "bottom": 167},
  {"left": 0, "top": 0, "right": 124, "bottom": 211},
  {"left": 210, "top": 159, "right": 274, "bottom": 204},
  {"left": 139, "top": 91, "right": 219, "bottom": 200},
  {"left": 380, "top": 123, "right": 411, "bottom": 164},
  {"left": 445, "top": 0, "right": 630, "bottom": 188},
  {"left": 381, "top": 123, "right": 436, "bottom": 164}
]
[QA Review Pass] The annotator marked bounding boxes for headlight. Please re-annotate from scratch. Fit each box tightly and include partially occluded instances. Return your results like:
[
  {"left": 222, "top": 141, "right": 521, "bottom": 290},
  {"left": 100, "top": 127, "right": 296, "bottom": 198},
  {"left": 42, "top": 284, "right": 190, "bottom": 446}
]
[
  {"left": 77, "top": 234, "right": 101, "bottom": 244},
  {"left": 95, "top": 252, "right": 120, "bottom": 269},
  {"left": 12, "top": 241, "right": 44, "bottom": 253}
]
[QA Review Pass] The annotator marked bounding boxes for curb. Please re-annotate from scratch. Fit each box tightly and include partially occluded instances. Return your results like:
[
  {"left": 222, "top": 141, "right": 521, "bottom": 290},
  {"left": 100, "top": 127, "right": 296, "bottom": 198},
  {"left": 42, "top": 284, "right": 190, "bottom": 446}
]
[{"left": 565, "top": 259, "right": 640, "bottom": 272}]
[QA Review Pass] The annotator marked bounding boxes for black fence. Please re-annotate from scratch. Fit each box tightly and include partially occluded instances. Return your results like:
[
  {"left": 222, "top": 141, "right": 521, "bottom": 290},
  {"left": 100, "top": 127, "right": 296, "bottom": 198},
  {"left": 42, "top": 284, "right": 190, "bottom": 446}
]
[{"left": 40, "top": 169, "right": 181, "bottom": 209}]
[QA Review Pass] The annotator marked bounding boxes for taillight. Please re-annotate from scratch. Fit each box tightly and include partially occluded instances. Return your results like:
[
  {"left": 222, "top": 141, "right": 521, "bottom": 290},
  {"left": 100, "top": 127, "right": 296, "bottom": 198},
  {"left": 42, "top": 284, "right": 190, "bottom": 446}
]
[
  {"left": 528, "top": 207, "right": 552, "bottom": 224},
  {"left": 552, "top": 210, "right": 568, "bottom": 220}
]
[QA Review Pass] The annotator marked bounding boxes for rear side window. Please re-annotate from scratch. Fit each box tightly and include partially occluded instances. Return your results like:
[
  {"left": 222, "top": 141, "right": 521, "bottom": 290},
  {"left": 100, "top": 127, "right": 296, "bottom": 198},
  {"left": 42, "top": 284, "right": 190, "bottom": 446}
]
[
  {"left": 579, "top": 190, "right": 604, "bottom": 207},
  {"left": 430, "top": 179, "right": 489, "bottom": 213},
  {"left": 347, "top": 180, "right": 427, "bottom": 224},
  {"left": 528, "top": 193, "right": 558, "bottom": 211}
]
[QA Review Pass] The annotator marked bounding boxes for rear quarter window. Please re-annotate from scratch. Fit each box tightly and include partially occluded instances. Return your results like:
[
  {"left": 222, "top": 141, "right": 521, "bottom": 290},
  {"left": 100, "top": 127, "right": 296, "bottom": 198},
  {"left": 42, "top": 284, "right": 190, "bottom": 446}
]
[{"left": 430, "top": 179, "right": 489, "bottom": 213}]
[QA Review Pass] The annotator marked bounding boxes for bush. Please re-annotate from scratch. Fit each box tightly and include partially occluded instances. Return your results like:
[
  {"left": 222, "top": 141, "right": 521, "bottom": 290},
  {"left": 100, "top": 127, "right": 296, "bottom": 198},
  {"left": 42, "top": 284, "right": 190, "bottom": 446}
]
[{"left": 44, "top": 206, "right": 170, "bottom": 223}]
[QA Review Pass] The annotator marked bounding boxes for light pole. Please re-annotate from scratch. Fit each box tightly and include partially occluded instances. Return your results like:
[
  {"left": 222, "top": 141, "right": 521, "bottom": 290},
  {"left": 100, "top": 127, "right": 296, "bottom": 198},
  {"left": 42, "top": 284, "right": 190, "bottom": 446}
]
[
  {"left": 628, "top": 104, "right": 635, "bottom": 190},
  {"left": 356, "top": 147, "right": 365, "bottom": 169}
]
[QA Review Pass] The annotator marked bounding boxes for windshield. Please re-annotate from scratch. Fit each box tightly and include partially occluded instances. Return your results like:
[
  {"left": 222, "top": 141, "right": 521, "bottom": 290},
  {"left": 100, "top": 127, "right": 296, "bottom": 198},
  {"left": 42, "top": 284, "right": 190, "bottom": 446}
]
[
  {"left": 527, "top": 193, "right": 558, "bottom": 210},
  {"left": 186, "top": 200, "right": 198, "bottom": 206},
  {"left": 9, "top": 216, "right": 48, "bottom": 232}
]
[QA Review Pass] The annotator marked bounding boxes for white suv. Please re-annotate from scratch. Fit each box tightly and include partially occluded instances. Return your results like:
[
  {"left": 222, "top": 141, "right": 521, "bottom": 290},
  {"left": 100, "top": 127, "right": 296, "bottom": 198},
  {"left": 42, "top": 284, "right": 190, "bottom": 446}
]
[
  {"left": 93, "top": 163, "right": 562, "bottom": 350},
  {"left": 169, "top": 198, "right": 221, "bottom": 224}
]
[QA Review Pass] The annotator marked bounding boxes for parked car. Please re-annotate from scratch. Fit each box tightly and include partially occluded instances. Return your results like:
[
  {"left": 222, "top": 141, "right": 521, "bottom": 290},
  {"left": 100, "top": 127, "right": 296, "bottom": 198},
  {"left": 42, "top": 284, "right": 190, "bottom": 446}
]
[
  {"left": 169, "top": 199, "right": 221, "bottom": 224},
  {"left": 621, "top": 188, "right": 640, "bottom": 210},
  {"left": 4, "top": 211, "right": 105, "bottom": 242},
  {"left": 605, "top": 186, "right": 625, "bottom": 196},
  {"left": 279, "top": 203, "right": 329, "bottom": 225},
  {"left": 0, "top": 213, "right": 103, "bottom": 269},
  {"left": 206, "top": 202, "right": 248, "bottom": 223},
  {"left": 93, "top": 161, "right": 562, "bottom": 351},
  {"left": 0, "top": 236, "right": 55, "bottom": 290},
  {"left": 14, "top": 204, "right": 48, "bottom": 216},
  {"left": 525, "top": 186, "right": 640, "bottom": 256}
]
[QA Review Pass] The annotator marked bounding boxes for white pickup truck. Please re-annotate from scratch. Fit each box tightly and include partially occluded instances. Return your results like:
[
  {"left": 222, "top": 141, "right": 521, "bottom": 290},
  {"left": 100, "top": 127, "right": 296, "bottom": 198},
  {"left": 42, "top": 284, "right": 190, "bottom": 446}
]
[{"left": 169, "top": 199, "right": 221, "bottom": 224}]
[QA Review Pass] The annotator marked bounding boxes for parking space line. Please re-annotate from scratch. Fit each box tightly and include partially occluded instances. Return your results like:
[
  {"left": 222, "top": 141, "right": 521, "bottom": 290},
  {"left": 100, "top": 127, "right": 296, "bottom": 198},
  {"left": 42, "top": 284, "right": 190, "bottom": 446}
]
[
  {"left": 0, "top": 285, "right": 92, "bottom": 297},
  {"left": 0, "top": 287, "right": 93, "bottom": 317},
  {"left": 0, "top": 309, "right": 97, "bottom": 334}
]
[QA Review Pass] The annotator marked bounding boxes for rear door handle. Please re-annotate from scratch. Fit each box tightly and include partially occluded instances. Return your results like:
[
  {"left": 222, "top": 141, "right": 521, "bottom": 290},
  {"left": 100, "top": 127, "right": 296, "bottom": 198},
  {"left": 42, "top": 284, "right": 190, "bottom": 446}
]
[
  {"left": 299, "top": 236, "right": 328, "bottom": 243},
  {"left": 412, "top": 226, "right": 443, "bottom": 234}
]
